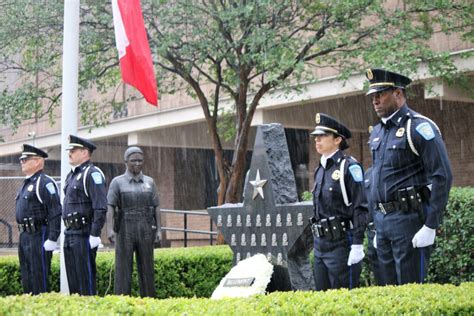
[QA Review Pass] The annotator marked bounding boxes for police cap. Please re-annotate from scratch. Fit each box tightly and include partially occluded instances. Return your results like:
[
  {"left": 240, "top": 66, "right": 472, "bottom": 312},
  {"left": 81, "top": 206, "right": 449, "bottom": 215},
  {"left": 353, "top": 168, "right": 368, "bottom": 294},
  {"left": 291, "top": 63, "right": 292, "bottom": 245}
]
[
  {"left": 366, "top": 68, "right": 412, "bottom": 95},
  {"left": 311, "top": 113, "right": 352, "bottom": 139},
  {"left": 67, "top": 135, "right": 97, "bottom": 153},
  {"left": 20, "top": 144, "right": 48, "bottom": 160}
]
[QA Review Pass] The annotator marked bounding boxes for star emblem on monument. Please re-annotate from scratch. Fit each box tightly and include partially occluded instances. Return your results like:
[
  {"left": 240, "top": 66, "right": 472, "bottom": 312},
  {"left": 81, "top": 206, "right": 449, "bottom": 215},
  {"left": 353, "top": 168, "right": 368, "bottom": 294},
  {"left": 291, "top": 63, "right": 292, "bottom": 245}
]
[
  {"left": 208, "top": 123, "right": 314, "bottom": 291},
  {"left": 250, "top": 169, "right": 267, "bottom": 200}
]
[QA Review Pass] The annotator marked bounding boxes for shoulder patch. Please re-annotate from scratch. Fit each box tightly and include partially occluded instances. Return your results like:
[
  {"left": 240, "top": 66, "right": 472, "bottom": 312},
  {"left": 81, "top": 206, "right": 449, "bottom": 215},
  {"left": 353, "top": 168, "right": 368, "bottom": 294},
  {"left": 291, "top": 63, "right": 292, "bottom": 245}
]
[
  {"left": 91, "top": 172, "right": 103, "bottom": 184},
  {"left": 416, "top": 122, "right": 435, "bottom": 140},
  {"left": 348, "top": 165, "right": 363, "bottom": 182},
  {"left": 46, "top": 182, "right": 56, "bottom": 195}
]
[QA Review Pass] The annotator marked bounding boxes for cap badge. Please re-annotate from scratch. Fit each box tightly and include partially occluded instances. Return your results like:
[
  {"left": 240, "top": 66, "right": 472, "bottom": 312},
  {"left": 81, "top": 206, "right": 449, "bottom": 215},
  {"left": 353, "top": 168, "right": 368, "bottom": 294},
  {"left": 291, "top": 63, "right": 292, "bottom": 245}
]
[
  {"left": 396, "top": 127, "right": 405, "bottom": 137},
  {"left": 332, "top": 170, "right": 341, "bottom": 181},
  {"left": 366, "top": 69, "right": 373, "bottom": 80},
  {"left": 315, "top": 113, "right": 321, "bottom": 124}
]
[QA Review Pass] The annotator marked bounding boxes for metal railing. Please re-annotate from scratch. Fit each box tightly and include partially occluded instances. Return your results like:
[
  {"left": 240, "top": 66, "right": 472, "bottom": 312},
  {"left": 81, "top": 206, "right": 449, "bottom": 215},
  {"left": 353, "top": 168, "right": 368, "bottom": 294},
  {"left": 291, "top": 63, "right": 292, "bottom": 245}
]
[{"left": 160, "top": 209, "right": 217, "bottom": 247}]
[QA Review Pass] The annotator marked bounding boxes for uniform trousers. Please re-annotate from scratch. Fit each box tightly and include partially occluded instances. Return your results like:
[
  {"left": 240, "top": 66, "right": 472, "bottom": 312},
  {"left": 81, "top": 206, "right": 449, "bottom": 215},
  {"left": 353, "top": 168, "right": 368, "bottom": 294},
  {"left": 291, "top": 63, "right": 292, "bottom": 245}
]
[
  {"left": 374, "top": 206, "right": 432, "bottom": 285},
  {"left": 64, "top": 230, "right": 98, "bottom": 295},
  {"left": 114, "top": 213, "right": 156, "bottom": 297},
  {"left": 18, "top": 226, "right": 52, "bottom": 294},
  {"left": 366, "top": 229, "right": 383, "bottom": 285},
  {"left": 313, "top": 233, "right": 361, "bottom": 291}
]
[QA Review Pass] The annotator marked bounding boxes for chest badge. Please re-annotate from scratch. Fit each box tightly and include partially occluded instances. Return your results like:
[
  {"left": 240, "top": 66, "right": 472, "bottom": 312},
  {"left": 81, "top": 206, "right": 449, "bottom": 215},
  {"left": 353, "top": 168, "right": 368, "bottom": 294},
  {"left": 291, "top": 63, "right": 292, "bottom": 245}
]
[
  {"left": 331, "top": 170, "right": 341, "bottom": 181},
  {"left": 143, "top": 183, "right": 151, "bottom": 190},
  {"left": 76, "top": 174, "right": 82, "bottom": 180},
  {"left": 396, "top": 127, "right": 405, "bottom": 137},
  {"left": 27, "top": 184, "right": 34, "bottom": 192}
]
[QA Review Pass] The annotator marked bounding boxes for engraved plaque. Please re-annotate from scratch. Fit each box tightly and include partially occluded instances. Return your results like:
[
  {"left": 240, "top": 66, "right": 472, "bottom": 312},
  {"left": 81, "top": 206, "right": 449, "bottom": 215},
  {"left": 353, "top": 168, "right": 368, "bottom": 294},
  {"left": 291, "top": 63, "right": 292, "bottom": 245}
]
[
  {"left": 227, "top": 214, "right": 233, "bottom": 227},
  {"left": 231, "top": 234, "right": 236, "bottom": 246},
  {"left": 217, "top": 215, "right": 222, "bottom": 227},
  {"left": 286, "top": 213, "right": 292, "bottom": 226},
  {"left": 236, "top": 214, "right": 242, "bottom": 227},
  {"left": 271, "top": 233, "right": 277, "bottom": 246},
  {"left": 282, "top": 233, "right": 288, "bottom": 246},
  {"left": 261, "top": 233, "right": 267, "bottom": 246},
  {"left": 277, "top": 253, "right": 283, "bottom": 265},
  {"left": 265, "top": 214, "right": 271, "bottom": 227},
  {"left": 256, "top": 214, "right": 262, "bottom": 227},
  {"left": 276, "top": 214, "right": 282, "bottom": 227},
  {"left": 241, "top": 233, "right": 247, "bottom": 246},
  {"left": 236, "top": 252, "right": 241, "bottom": 262},
  {"left": 246, "top": 214, "right": 252, "bottom": 227},
  {"left": 250, "top": 233, "right": 256, "bottom": 246},
  {"left": 297, "top": 213, "right": 303, "bottom": 226}
]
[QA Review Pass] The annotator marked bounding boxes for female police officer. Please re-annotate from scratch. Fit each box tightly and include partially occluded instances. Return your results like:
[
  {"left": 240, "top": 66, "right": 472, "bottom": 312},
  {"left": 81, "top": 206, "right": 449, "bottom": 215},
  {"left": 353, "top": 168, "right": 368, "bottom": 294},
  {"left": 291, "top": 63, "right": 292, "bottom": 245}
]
[{"left": 310, "top": 113, "right": 368, "bottom": 290}]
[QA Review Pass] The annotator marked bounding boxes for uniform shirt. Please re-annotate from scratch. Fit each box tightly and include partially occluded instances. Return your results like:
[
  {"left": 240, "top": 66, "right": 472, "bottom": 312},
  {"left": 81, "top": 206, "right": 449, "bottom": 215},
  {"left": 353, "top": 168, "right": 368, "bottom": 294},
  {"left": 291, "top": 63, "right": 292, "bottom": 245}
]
[
  {"left": 63, "top": 160, "right": 107, "bottom": 236},
  {"left": 15, "top": 170, "right": 62, "bottom": 241},
  {"left": 368, "top": 104, "right": 452, "bottom": 228},
  {"left": 312, "top": 150, "right": 368, "bottom": 244},
  {"left": 107, "top": 171, "right": 159, "bottom": 213}
]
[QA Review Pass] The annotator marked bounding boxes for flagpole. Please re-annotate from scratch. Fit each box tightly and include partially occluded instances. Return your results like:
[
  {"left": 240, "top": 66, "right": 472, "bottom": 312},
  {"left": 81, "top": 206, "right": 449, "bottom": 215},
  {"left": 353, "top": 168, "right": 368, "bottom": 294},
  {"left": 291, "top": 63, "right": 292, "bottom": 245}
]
[{"left": 60, "top": 0, "right": 80, "bottom": 294}]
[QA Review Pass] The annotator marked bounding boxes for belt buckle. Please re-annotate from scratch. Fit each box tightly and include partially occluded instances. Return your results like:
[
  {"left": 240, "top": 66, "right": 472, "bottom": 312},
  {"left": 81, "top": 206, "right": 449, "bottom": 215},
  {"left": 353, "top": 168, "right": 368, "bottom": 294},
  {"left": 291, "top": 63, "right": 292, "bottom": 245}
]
[{"left": 378, "top": 202, "right": 387, "bottom": 215}]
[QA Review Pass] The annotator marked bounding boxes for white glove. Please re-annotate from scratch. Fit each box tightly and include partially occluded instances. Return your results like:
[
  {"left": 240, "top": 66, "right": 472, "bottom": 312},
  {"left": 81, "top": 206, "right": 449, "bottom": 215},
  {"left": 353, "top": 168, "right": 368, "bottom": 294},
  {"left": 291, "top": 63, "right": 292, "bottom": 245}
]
[
  {"left": 89, "top": 235, "right": 101, "bottom": 249},
  {"left": 43, "top": 239, "right": 57, "bottom": 251},
  {"left": 412, "top": 225, "right": 436, "bottom": 248},
  {"left": 373, "top": 232, "right": 377, "bottom": 249},
  {"left": 347, "top": 244, "right": 365, "bottom": 266}
]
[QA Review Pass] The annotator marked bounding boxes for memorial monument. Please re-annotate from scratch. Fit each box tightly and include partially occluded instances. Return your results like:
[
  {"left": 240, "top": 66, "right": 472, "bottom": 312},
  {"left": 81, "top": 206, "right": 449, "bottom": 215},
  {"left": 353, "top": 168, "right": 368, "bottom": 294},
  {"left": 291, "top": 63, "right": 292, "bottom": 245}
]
[{"left": 208, "top": 123, "right": 314, "bottom": 291}]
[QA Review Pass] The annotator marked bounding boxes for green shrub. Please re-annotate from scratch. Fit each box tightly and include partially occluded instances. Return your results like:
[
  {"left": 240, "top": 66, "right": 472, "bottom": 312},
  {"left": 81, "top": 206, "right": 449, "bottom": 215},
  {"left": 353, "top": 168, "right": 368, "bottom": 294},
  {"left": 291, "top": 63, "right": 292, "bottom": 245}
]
[
  {"left": 428, "top": 187, "right": 474, "bottom": 284},
  {"left": 0, "top": 283, "right": 472, "bottom": 315},
  {"left": 0, "top": 246, "right": 232, "bottom": 298}
]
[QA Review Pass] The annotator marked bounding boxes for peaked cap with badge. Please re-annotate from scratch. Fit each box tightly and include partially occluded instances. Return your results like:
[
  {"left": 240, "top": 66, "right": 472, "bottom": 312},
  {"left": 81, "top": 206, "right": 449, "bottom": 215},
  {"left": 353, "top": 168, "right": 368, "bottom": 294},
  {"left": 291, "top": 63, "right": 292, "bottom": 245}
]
[
  {"left": 366, "top": 68, "right": 412, "bottom": 96},
  {"left": 311, "top": 113, "right": 352, "bottom": 139},
  {"left": 67, "top": 135, "right": 97, "bottom": 153},
  {"left": 20, "top": 144, "right": 48, "bottom": 160}
]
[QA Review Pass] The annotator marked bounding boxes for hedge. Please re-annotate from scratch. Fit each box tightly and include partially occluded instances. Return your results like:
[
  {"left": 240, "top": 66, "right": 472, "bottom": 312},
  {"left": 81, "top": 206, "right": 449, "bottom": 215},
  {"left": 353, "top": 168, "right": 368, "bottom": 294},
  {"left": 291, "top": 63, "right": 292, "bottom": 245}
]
[
  {"left": 0, "top": 283, "right": 472, "bottom": 315},
  {"left": 0, "top": 246, "right": 233, "bottom": 298},
  {"left": 1, "top": 187, "right": 472, "bottom": 297}
]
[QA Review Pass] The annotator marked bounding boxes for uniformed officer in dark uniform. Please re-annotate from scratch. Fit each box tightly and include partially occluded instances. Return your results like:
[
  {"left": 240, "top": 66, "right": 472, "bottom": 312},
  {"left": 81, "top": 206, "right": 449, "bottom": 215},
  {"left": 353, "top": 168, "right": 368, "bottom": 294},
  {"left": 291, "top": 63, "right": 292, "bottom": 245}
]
[
  {"left": 15, "top": 144, "right": 61, "bottom": 294},
  {"left": 365, "top": 68, "right": 452, "bottom": 285},
  {"left": 62, "top": 135, "right": 107, "bottom": 295},
  {"left": 106, "top": 146, "right": 160, "bottom": 297},
  {"left": 363, "top": 166, "right": 383, "bottom": 285},
  {"left": 310, "top": 113, "right": 368, "bottom": 291}
]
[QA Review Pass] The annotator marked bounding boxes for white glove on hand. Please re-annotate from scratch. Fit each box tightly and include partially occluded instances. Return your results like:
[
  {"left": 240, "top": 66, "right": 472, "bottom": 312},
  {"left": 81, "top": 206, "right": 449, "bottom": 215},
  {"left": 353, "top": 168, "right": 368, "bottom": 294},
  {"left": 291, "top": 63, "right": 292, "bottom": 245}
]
[
  {"left": 347, "top": 244, "right": 365, "bottom": 266},
  {"left": 412, "top": 225, "right": 436, "bottom": 248},
  {"left": 89, "top": 235, "right": 101, "bottom": 249},
  {"left": 43, "top": 239, "right": 57, "bottom": 251},
  {"left": 373, "top": 232, "right": 377, "bottom": 249}
]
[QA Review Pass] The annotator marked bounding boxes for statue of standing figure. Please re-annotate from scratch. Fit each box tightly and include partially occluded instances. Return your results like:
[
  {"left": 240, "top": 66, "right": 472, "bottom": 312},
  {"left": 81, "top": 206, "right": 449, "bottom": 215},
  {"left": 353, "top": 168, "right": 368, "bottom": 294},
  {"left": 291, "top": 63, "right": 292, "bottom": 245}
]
[{"left": 107, "top": 146, "right": 161, "bottom": 297}]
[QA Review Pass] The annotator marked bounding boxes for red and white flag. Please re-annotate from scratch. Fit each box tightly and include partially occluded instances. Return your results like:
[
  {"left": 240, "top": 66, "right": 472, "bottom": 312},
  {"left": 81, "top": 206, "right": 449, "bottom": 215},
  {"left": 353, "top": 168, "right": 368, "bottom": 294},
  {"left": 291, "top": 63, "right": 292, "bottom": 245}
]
[{"left": 112, "top": 0, "right": 158, "bottom": 106}]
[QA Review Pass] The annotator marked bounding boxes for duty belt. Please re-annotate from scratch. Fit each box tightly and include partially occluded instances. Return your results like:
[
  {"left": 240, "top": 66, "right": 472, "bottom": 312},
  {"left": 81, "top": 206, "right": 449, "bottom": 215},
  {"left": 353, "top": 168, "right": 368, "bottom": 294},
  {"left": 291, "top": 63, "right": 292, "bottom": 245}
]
[
  {"left": 310, "top": 216, "right": 353, "bottom": 240},
  {"left": 376, "top": 186, "right": 426, "bottom": 215},
  {"left": 18, "top": 218, "right": 48, "bottom": 233},
  {"left": 64, "top": 212, "right": 90, "bottom": 230}
]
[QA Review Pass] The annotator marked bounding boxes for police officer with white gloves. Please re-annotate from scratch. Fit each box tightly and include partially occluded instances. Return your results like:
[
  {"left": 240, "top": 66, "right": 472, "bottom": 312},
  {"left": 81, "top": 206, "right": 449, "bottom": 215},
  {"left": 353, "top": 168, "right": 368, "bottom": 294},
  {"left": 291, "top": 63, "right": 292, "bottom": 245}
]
[
  {"left": 62, "top": 135, "right": 107, "bottom": 295},
  {"left": 15, "top": 144, "right": 61, "bottom": 294},
  {"left": 310, "top": 113, "right": 368, "bottom": 291},
  {"left": 366, "top": 68, "right": 452, "bottom": 285}
]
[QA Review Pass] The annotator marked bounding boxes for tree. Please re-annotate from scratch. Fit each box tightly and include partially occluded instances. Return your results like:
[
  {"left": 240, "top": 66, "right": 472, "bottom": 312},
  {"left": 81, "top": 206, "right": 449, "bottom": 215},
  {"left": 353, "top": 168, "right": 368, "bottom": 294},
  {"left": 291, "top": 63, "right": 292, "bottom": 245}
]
[{"left": 0, "top": 0, "right": 473, "bottom": 204}]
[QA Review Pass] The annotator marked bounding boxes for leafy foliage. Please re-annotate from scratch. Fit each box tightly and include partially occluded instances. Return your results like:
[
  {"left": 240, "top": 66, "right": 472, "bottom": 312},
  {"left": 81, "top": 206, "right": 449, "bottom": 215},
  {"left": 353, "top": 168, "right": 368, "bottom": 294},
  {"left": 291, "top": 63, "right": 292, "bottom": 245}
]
[{"left": 0, "top": 283, "right": 472, "bottom": 314}]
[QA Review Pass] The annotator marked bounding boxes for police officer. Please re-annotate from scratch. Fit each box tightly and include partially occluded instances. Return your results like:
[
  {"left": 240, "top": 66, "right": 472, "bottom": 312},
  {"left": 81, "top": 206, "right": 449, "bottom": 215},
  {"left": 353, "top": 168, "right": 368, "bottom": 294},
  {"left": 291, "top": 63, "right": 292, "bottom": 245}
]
[
  {"left": 106, "top": 146, "right": 160, "bottom": 297},
  {"left": 15, "top": 144, "right": 61, "bottom": 294},
  {"left": 63, "top": 135, "right": 107, "bottom": 295},
  {"left": 310, "top": 113, "right": 368, "bottom": 291},
  {"left": 365, "top": 68, "right": 452, "bottom": 285},
  {"left": 363, "top": 166, "right": 383, "bottom": 285}
]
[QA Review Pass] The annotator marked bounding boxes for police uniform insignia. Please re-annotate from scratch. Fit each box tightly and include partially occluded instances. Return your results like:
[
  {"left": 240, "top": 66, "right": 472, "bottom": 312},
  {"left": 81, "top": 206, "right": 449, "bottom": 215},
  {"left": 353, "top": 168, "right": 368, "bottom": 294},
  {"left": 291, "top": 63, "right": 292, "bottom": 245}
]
[
  {"left": 76, "top": 174, "right": 82, "bottom": 180},
  {"left": 331, "top": 170, "right": 341, "bottom": 180},
  {"left": 315, "top": 113, "right": 321, "bottom": 124},
  {"left": 27, "top": 184, "right": 34, "bottom": 192},
  {"left": 416, "top": 122, "right": 435, "bottom": 140},
  {"left": 143, "top": 183, "right": 151, "bottom": 190},
  {"left": 366, "top": 69, "right": 373, "bottom": 80},
  {"left": 46, "top": 182, "right": 56, "bottom": 194},
  {"left": 91, "top": 172, "right": 103, "bottom": 184},
  {"left": 368, "top": 125, "right": 373, "bottom": 133},
  {"left": 349, "top": 165, "right": 363, "bottom": 182},
  {"left": 396, "top": 127, "right": 405, "bottom": 137}
]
